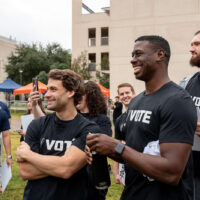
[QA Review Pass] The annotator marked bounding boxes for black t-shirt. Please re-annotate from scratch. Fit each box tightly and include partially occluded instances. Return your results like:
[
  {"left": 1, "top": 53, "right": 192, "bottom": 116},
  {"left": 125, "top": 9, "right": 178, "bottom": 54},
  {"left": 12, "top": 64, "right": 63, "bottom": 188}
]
[
  {"left": 81, "top": 113, "right": 112, "bottom": 200},
  {"left": 23, "top": 112, "right": 100, "bottom": 200},
  {"left": 115, "top": 112, "right": 127, "bottom": 141},
  {"left": 81, "top": 113, "right": 112, "bottom": 136},
  {"left": 0, "top": 109, "right": 10, "bottom": 132},
  {"left": 186, "top": 72, "right": 200, "bottom": 110},
  {"left": 121, "top": 81, "right": 197, "bottom": 200},
  {"left": 113, "top": 102, "right": 123, "bottom": 120}
]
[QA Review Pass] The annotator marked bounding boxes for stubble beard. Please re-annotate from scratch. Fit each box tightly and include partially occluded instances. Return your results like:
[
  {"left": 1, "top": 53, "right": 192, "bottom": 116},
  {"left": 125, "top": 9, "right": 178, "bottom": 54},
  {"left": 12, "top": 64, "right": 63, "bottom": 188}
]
[{"left": 190, "top": 55, "right": 200, "bottom": 68}]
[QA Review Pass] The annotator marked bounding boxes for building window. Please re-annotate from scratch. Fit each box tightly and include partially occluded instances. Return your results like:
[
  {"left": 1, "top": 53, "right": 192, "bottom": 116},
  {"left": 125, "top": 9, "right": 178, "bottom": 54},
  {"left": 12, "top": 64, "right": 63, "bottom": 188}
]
[
  {"left": 88, "top": 53, "right": 96, "bottom": 71},
  {"left": 101, "top": 53, "right": 109, "bottom": 70},
  {"left": 88, "top": 28, "right": 96, "bottom": 47},
  {"left": 101, "top": 27, "right": 109, "bottom": 45}
]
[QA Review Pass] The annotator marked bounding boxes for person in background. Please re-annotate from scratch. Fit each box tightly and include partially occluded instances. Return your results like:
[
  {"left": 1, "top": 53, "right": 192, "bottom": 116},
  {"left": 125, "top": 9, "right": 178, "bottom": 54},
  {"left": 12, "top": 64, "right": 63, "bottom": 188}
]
[
  {"left": 111, "top": 96, "right": 123, "bottom": 125},
  {"left": 113, "top": 83, "right": 136, "bottom": 185},
  {"left": 0, "top": 101, "right": 11, "bottom": 126},
  {"left": 0, "top": 109, "right": 12, "bottom": 192},
  {"left": 76, "top": 80, "right": 112, "bottom": 200},
  {"left": 19, "top": 97, "right": 46, "bottom": 142},
  {"left": 179, "top": 30, "right": 200, "bottom": 200}
]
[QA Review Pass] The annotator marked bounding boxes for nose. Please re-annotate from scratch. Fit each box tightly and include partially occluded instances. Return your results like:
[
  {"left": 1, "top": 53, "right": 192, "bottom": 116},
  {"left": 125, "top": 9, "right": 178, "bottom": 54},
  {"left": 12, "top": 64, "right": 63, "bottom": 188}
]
[
  {"left": 44, "top": 90, "right": 50, "bottom": 99},
  {"left": 190, "top": 45, "right": 195, "bottom": 53},
  {"left": 130, "top": 56, "right": 137, "bottom": 66}
]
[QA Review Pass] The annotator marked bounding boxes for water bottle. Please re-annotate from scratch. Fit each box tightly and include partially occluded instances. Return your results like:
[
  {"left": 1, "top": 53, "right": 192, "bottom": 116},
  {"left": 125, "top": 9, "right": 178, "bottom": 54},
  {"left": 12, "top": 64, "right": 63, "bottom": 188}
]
[{"left": 91, "top": 151, "right": 111, "bottom": 190}]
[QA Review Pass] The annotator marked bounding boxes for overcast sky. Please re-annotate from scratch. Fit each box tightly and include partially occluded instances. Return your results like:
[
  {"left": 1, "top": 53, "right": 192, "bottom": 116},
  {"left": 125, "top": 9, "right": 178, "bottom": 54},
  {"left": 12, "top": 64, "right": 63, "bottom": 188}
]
[{"left": 0, "top": 0, "right": 109, "bottom": 50}]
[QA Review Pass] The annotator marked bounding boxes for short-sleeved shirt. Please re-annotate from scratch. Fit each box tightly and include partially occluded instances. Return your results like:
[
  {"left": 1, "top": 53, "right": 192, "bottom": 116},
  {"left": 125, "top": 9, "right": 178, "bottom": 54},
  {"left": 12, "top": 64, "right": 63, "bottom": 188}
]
[
  {"left": 0, "top": 101, "right": 11, "bottom": 119},
  {"left": 23, "top": 112, "right": 100, "bottom": 200},
  {"left": 0, "top": 109, "right": 10, "bottom": 132},
  {"left": 121, "top": 81, "right": 197, "bottom": 200}
]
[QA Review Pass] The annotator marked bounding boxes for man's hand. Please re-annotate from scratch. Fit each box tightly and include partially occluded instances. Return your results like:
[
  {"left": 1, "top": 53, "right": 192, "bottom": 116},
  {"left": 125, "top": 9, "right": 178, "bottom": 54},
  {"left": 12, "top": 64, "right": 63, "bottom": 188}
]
[
  {"left": 86, "top": 133, "right": 119, "bottom": 156},
  {"left": 16, "top": 142, "right": 31, "bottom": 162},
  {"left": 30, "top": 89, "right": 40, "bottom": 107},
  {"left": 85, "top": 145, "right": 93, "bottom": 165},
  {"left": 195, "top": 122, "right": 200, "bottom": 137},
  {"left": 6, "top": 158, "right": 12, "bottom": 167},
  {"left": 114, "top": 174, "right": 123, "bottom": 185}
]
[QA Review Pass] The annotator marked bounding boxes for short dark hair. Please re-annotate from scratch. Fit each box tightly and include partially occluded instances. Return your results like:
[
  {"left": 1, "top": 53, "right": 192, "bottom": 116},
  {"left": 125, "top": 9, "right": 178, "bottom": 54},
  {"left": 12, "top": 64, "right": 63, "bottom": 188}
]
[
  {"left": 117, "top": 83, "right": 135, "bottom": 94},
  {"left": 48, "top": 69, "right": 84, "bottom": 106},
  {"left": 135, "top": 35, "right": 171, "bottom": 63},
  {"left": 194, "top": 30, "right": 200, "bottom": 36}
]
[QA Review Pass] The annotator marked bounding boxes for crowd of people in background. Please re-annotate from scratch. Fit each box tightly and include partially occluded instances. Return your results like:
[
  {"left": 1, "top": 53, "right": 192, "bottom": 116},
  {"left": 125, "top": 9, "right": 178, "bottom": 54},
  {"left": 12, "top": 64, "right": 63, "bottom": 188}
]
[{"left": 0, "top": 31, "right": 200, "bottom": 200}]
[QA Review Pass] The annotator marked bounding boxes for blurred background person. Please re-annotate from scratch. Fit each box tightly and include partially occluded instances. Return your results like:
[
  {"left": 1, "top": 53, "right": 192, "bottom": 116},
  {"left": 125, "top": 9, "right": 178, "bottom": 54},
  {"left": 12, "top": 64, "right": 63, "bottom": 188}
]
[
  {"left": 111, "top": 96, "right": 123, "bottom": 125},
  {"left": 113, "top": 83, "right": 136, "bottom": 185},
  {"left": 76, "top": 80, "right": 112, "bottom": 200},
  {"left": 18, "top": 97, "right": 46, "bottom": 142}
]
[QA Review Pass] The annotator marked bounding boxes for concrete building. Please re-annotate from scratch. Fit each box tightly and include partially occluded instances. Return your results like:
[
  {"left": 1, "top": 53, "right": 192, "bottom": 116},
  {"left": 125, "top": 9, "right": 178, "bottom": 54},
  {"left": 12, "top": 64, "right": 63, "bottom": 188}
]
[
  {"left": 0, "top": 35, "right": 17, "bottom": 100},
  {"left": 72, "top": 0, "right": 200, "bottom": 98}
]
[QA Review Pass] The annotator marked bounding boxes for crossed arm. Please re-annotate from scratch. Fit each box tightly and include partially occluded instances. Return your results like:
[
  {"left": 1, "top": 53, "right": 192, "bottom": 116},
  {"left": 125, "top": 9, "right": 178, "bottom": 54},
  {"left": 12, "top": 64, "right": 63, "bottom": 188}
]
[
  {"left": 86, "top": 134, "right": 192, "bottom": 185},
  {"left": 17, "top": 142, "right": 87, "bottom": 180}
]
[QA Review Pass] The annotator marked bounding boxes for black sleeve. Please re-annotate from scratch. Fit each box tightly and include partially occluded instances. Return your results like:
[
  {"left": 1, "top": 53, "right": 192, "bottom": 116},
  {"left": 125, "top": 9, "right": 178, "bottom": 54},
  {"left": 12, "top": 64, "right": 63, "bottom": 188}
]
[
  {"left": 1, "top": 112, "right": 10, "bottom": 131},
  {"left": 25, "top": 118, "right": 43, "bottom": 153},
  {"left": 95, "top": 115, "right": 112, "bottom": 136},
  {"left": 72, "top": 123, "right": 101, "bottom": 151},
  {"left": 114, "top": 114, "right": 126, "bottom": 141},
  {"left": 159, "top": 94, "right": 197, "bottom": 144}
]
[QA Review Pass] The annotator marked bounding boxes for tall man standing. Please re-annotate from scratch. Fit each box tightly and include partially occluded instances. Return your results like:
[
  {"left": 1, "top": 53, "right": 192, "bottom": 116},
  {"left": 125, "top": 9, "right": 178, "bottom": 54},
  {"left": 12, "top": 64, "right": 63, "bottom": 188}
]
[
  {"left": 86, "top": 36, "right": 197, "bottom": 200},
  {"left": 179, "top": 30, "right": 200, "bottom": 200},
  {"left": 16, "top": 69, "right": 100, "bottom": 200}
]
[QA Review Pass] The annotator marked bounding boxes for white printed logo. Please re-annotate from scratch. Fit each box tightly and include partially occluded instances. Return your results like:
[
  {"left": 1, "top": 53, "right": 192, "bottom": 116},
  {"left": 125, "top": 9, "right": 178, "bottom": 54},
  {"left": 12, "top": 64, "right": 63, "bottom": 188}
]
[
  {"left": 43, "top": 139, "right": 73, "bottom": 151},
  {"left": 128, "top": 110, "right": 152, "bottom": 124}
]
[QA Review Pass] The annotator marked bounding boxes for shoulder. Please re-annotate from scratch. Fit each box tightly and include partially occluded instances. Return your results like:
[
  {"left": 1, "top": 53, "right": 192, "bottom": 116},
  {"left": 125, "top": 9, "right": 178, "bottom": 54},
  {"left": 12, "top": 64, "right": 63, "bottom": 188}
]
[{"left": 179, "top": 72, "right": 199, "bottom": 88}]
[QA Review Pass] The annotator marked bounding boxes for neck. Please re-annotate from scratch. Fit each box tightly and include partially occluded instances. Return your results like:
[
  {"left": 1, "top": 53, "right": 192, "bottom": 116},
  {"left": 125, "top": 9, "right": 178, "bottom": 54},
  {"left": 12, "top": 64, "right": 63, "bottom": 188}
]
[
  {"left": 56, "top": 102, "right": 78, "bottom": 121},
  {"left": 80, "top": 106, "right": 89, "bottom": 114},
  {"left": 145, "top": 74, "right": 170, "bottom": 95}
]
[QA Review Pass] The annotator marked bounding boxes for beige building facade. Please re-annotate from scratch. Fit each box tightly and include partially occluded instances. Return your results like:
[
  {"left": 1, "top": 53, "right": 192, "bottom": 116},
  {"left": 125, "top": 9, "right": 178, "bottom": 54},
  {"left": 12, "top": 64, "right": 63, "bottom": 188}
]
[
  {"left": 0, "top": 35, "right": 16, "bottom": 100},
  {"left": 72, "top": 0, "right": 200, "bottom": 98}
]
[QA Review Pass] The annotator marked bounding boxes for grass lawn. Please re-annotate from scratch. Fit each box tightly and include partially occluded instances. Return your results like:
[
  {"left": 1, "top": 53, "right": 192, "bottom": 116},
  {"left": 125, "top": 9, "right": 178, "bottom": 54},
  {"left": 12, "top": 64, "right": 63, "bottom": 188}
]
[{"left": 0, "top": 114, "right": 123, "bottom": 199}]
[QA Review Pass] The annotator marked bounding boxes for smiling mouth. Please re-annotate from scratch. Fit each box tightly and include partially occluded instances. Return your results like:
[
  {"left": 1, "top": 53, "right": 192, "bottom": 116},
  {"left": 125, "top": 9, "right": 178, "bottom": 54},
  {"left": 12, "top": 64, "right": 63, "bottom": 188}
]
[{"left": 133, "top": 66, "right": 142, "bottom": 74}]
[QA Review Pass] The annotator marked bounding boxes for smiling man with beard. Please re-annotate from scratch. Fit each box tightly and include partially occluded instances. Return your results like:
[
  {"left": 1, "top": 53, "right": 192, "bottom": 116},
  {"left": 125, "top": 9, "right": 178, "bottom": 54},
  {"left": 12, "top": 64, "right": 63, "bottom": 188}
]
[
  {"left": 86, "top": 35, "right": 197, "bottom": 200},
  {"left": 179, "top": 31, "right": 200, "bottom": 200},
  {"left": 16, "top": 69, "right": 100, "bottom": 200}
]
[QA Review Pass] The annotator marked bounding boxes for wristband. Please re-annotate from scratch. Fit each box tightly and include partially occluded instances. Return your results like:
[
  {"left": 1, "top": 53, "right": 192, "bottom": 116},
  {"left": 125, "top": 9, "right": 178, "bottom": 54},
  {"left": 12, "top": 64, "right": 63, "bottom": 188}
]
[{"left": 7, "top": 155, "right": 12, "bottom": 159}]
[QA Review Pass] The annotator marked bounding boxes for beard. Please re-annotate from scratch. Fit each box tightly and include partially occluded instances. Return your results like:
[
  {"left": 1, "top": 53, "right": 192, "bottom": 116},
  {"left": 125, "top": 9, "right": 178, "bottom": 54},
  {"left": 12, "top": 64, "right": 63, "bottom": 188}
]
[{"left": 190, "top": 55, "right": 200, "bottom": 68}]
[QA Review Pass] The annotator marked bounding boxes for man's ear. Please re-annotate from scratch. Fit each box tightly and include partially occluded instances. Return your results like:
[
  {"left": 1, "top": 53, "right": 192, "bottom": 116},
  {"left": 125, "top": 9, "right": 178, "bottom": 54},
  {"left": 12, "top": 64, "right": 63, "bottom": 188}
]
[
  {"left": 156, "top": 49, "right": 165, "bottom": 62},
  {"left": 67, "top": 90, "right": 75, "bottom": 98}
]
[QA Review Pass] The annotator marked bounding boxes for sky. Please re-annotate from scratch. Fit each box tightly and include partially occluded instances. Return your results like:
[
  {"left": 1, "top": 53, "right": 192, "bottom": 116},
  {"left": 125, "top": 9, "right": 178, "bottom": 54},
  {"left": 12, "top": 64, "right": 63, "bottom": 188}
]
[{"left": 0, "top": 0, "right": 109, "bottom": 50}]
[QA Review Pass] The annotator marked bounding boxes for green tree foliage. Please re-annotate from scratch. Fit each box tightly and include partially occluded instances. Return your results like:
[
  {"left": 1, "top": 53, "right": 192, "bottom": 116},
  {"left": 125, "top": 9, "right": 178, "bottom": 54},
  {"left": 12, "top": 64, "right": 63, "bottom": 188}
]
[
  {"left": 70, "top": 51, "right": 91, "bottom": 80},
  {"left": 6, "top": 43, "right": 71, "bottom": 85},
  {"left": 96, "top": 71, "right": 110, "bottom": 89},
  {"left": 96, "top": 56, "right": 110, "bottom": 89},
  {"left": 38, "top": 71, "right": 48, "bottom": 84}
]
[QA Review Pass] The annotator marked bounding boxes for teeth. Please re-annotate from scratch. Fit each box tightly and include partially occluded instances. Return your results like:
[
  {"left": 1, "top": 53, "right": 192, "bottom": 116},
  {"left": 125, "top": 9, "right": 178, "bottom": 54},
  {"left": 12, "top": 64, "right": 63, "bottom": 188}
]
[{"left": 134, "top": 66, "right": 141, "bottom": 72}]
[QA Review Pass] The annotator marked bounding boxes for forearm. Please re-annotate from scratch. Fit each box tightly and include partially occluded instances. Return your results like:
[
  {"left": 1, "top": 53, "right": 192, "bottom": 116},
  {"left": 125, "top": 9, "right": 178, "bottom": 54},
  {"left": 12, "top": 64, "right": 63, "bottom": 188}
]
[
  {"left": 32, "top": 104, "right": 45, "bottom": 119},
  {"left": 120, "top": 145, "right": 189, "bottom": 185},
  {"left": 19, "top": 161, "right": 47, "bottom": 180},
  {"left": 2, "top": 131, "right": 11, "bottom": 156},
  {"left": 113, "top": 161, "right": 119, "bottom": 176},
  {"left": 24, "top": 146, "right": 87, "bottom": 179}
]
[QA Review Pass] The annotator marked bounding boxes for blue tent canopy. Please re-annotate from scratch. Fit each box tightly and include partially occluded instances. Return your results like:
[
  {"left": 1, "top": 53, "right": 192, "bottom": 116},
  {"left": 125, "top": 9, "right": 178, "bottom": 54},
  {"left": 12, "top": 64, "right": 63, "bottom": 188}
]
[{"left": 0, "top": 78, "right": 22, "bottom": 93}]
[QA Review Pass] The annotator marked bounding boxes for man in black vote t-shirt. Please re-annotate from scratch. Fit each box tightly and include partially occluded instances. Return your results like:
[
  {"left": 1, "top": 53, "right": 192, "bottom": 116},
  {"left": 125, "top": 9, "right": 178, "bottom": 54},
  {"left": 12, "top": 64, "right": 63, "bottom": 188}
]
[
  {"left": 16, "top": 69, "right": 100, "bottom": 200},
  {"left": 179, "top": 30, "right": 200, "bottom": 200},
  {"left": 87, "top": 36, "right": 197, "bottom": 200}
]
